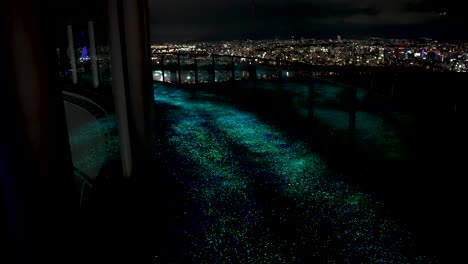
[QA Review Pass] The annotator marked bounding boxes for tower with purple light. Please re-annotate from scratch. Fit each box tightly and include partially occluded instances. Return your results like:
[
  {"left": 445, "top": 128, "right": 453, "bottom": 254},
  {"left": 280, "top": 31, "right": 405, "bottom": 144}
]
[{"left": 81, "top": 46, "right": 88, "bottom": 60}]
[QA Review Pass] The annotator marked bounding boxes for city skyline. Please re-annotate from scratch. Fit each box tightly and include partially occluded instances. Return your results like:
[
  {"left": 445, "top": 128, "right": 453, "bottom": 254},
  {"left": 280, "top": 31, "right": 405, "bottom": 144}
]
[{"left": 149, "top": 37, "right": 468, "bottom": 72}]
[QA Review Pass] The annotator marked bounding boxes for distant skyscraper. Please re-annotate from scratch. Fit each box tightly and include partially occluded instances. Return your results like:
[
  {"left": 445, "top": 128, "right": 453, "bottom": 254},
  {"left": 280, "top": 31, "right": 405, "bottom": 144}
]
[{"left": 337, "top": 35, "right": 342, "bottom": 43}]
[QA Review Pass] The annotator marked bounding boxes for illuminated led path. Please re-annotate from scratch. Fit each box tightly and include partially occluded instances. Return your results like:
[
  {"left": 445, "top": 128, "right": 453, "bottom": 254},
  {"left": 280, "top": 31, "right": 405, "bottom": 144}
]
[
  {"left": 152, "top": 83, "right": 431, "bottom": 263},
  {"left": 64, "top": 92, "right": 119, "bottom": 180}
]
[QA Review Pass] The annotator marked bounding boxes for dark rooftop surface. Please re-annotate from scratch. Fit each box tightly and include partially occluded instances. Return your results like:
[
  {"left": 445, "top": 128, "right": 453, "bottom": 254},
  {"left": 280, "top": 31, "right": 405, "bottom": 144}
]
[{"left": 73, "top": 80, "right": 460, "bottom": 263}]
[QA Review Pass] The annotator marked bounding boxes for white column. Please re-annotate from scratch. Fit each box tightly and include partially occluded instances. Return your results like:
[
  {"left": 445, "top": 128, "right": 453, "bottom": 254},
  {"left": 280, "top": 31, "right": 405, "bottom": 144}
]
[
  {"left": 67, "top": 25, "right": 78, "bottom": 84},
  {"left": 88, "top": 21, "right": 99, "bottom": 88},
  {"left": 108, "top": 0, "right": 133, "bottom": 177},
  {"left": 108, "top": 0, "right": 154, "bottom": 178}
]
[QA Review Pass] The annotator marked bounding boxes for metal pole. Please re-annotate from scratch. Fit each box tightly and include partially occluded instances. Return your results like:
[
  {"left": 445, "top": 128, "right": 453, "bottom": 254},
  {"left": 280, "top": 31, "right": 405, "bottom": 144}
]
[
  {"left": 88, "top": 20, "right": 99, "bottom": 88},
  {"left": 177, "top": 54, "right": 181, "bottom": 84},
  {"left": 67, "top": 25, "right": 78, "bottom": 84},
  {"left": 212, "top": 55, "right": 216, "bottom": 82},
  {"left": 249, "top": 63, "right": 257, "bottom": 81},
  {"left": 161, "top": 56, "right": 165, "bottom": 82},
  {"left": 194, "top": 58, "right": 199, "bottom": 84}
]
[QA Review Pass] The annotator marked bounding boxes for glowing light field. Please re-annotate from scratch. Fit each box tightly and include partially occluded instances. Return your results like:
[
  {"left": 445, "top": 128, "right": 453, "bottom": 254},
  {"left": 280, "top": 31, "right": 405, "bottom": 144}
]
[
  {"left": 67, "top": 115, "right": 119, "bottom": 176},
  {"left": 153, "top": 83, "right": 429, "bottom": 262}
]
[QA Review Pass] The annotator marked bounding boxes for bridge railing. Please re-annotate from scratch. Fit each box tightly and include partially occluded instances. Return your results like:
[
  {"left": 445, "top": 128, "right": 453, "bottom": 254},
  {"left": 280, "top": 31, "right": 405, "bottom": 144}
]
[
  {"left": 152, "top": 53, "right": 420, "bottom": 161},
  {"left": 151, "top": 53, "right": 304, "bottom": 84}
]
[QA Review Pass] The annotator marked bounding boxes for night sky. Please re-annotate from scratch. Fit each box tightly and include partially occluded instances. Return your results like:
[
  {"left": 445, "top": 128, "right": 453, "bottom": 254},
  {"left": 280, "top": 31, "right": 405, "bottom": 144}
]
[{"left": 149, "top": 0, "right": 463, "bottom": 42}]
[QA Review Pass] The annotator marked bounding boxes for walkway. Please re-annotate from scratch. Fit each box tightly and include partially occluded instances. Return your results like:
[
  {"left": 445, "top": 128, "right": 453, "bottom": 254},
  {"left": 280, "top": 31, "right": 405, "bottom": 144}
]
[
  {"left": 150, "top": 82, "right": 432, "bottom": 263},
  {"left": 75, "top": 82, "right": 441, "bottom": 262}
]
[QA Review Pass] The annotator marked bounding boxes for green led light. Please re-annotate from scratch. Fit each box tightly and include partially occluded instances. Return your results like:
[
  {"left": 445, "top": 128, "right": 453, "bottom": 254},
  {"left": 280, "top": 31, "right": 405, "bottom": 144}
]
[
  {"left": 68, "top": 115, "right": 119, "bottom": 178},
  {"left": 153, "top": 83, "right": 416, "bottom": 262}
]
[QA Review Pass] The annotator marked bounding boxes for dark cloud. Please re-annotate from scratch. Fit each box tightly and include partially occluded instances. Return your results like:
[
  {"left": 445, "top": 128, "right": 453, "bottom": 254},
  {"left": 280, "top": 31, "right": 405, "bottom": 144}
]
[
  {"left": 256, "top": 1, "right": 381, "bottom": 19},
  {"left": 149, "top": 0, "right": 461, "bottom": 42}
]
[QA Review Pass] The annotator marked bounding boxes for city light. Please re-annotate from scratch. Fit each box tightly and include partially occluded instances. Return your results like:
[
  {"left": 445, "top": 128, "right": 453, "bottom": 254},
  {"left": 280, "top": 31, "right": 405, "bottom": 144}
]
[{"left": 150, "top": 38, "right": 468, "bottom": 72}]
